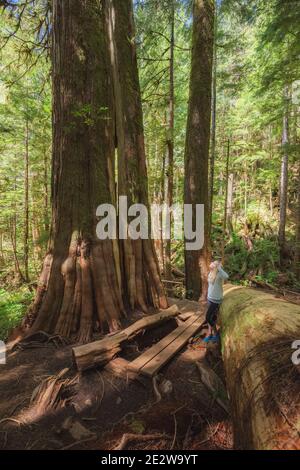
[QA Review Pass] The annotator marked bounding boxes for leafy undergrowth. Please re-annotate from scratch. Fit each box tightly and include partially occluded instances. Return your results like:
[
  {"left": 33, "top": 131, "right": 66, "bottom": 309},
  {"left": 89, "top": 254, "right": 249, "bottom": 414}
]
[{"left": 0, "top": 287, "right": 33, "bottom": 341}]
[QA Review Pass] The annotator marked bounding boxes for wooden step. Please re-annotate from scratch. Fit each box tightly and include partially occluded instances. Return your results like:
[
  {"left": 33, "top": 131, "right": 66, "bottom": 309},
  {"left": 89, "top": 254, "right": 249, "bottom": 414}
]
[
  {"left": 139, "top": 316, "right": 204, "bottom": 377},
  {"left": 128, "top": 313, "right": 205, "bottom": 376},
  {"left": 128, "top": 314, "right": 199, "bottom": 373}
]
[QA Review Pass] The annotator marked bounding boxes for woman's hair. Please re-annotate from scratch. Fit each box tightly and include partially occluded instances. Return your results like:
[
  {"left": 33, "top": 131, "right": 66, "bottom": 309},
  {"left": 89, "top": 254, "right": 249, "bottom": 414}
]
[{"left": 208, "top": 261, "right": 219, "bottom": 284}]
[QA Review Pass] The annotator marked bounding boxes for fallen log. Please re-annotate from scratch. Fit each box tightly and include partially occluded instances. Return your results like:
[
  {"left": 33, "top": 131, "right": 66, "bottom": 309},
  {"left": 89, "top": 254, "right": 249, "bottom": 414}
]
[
  {"left": 249, "top": 277, "right": 300, "bottom": 303},
  {"left": 73, "top": 305, "right": 179, "bottom": 371},
  {"left": 220, "top": 284, "right": 300, "bottom": 450}
]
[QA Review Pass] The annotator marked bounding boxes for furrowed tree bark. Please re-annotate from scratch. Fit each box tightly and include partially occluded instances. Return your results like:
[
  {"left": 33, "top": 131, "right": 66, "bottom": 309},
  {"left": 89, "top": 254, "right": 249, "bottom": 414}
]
[
  {"left": 24, "top": 0, "right": 124, "bottom": 342},
  {"left": 220, "top": 285, "right": 300, "bottom": 450},
  {"left": 184, "top": 0, "right": 214, "bottom": 300},
  {"left": 105, "top": 0, "right": 168, "bottom": 312}
]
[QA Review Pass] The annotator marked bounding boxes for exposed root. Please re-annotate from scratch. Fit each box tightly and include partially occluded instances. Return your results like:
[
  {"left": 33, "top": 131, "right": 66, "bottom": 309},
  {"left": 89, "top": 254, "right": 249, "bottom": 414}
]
[
  {"left": 16, "top": 331, "right": 70, "bottom": 350},
  {"left": 0, "top": 417, "right": 24, "bottom": 427},
  {"left": 28, "top": 368, "right": 78, "bottom": 417}
]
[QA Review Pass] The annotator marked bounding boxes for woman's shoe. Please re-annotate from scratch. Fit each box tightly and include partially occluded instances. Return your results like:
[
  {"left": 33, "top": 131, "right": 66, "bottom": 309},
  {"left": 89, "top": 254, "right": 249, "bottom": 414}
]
[
  {"left": 203, "top": 335, "right": 213, "bottom": 343},
  {"left": 210, "top": 334, "right": 220, "bottom": 343}
]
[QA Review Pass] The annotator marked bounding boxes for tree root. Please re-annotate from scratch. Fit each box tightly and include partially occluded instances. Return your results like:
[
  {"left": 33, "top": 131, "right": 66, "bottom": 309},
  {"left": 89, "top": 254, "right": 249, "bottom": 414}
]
[
  {"left": 15, "top": 331, "right": 70, "bottom": 350},
  {"left": 29, "top": 368, "right": 78, "bottom": 416}
]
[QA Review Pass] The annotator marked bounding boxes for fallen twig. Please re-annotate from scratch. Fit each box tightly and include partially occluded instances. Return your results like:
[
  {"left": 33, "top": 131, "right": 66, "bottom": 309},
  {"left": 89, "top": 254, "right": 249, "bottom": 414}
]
[
  {"left": 152, "top": 375, "right": 161, "bottom": 403},
  {"left": 170, "top": 404, "right": 186, "bottom": 450},
  {"left": 114, "top": 433, "right": 165, "bottom": 451}
]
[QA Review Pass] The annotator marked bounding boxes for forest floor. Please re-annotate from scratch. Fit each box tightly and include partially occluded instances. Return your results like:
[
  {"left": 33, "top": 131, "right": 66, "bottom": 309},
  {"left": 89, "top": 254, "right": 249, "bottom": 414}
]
[{"left": 0, "top": 301, "right": 233, "bottom": 451}]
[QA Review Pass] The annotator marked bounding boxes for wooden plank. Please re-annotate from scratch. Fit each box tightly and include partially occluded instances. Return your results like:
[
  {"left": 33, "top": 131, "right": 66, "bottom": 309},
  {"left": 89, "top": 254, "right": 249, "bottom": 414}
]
[
  {"left": 178, "top": 311, "right": 195, "bottom": 321},
  {"left": 139, "top": 316, "right": 204, "bottom": 377},
  {"left": 127, "top": 314, "right": 199, "bottom": 373},
  {"left": 168, "top": 297, "right": 201, "bottom": 315},
  {"left": 104, "top": 358, "right": 147, "bottom": 384}
]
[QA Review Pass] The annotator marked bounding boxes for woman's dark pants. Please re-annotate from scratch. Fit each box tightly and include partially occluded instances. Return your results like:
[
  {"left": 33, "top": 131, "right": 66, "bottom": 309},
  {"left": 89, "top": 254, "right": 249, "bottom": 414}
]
[{"left": 205, "top": 301, "right": 220, "bottom": 327}]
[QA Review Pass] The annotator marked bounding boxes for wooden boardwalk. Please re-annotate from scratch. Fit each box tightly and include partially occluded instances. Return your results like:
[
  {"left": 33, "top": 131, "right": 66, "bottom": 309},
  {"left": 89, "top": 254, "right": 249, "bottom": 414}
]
[{"left": 128, "top": 298, "right": 205, "bottom": 377}]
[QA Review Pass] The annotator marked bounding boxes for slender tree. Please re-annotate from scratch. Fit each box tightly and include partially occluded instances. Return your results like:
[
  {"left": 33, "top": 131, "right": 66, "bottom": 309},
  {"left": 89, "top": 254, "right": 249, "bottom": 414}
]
[
  {"left": 24, "top": 115, "right": 29, "bottom": 282},
  {"left": 295, "top": 164, "right": 300, "bottom": 280},
  {"left": 184, "top": 0, "right": 214, "bottom": 300},
  {"left": 164, "top": 0, "right": 175, "bottom": 281},
  {"left": 278, "top": 89, "right": 290, "bottom": 266}
]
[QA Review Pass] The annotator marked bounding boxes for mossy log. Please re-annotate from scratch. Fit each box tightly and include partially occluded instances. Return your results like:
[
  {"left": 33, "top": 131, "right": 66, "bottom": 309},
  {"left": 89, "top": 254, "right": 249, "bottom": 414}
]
[{"left": 220, "top": 285, "right": 300, "bottom": 450}]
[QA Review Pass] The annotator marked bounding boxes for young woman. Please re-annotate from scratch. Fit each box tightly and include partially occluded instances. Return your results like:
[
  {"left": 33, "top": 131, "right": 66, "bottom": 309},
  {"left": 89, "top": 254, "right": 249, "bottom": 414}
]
[{"left": 203, "top": 260, "right": 229, "bottom": 343}]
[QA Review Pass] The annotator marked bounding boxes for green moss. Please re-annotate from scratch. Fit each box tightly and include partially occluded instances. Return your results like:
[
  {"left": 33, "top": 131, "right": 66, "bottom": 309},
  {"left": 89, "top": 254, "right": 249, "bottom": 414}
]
[{"left": 220, "top": 291, "right": 263, "bottom": 354}]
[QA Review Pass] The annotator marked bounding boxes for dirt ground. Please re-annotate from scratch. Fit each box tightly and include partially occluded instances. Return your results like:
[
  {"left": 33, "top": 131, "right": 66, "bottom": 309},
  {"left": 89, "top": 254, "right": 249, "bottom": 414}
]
[{"left": 0, "top": 304, "right": 233, "bottom": 451}]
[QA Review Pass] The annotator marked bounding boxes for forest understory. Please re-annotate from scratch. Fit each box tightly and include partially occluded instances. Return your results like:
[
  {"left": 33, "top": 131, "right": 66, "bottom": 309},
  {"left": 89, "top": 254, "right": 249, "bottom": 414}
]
[{"left": 0, "top": 303, "right": 233, "bottom": 451}]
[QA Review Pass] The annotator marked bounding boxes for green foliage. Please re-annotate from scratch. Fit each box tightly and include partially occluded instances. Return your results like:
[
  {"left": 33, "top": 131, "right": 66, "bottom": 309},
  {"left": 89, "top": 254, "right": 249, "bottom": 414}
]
[
  {"left": 0, "top": 287, "right": 33, "bottom": 341},
  {"left": 0, "top": 8, "right": 51, "bottom": 282},
  {"left": 225, "top": 232, "right": 280, "bottom": 283}
]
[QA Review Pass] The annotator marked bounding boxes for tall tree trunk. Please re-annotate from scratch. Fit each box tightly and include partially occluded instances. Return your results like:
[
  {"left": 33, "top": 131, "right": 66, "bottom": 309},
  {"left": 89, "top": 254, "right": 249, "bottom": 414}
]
[
  {"left": 279, "top": 91, "right": 290, "bottom": 266},
  {"left": 222, "top": 139, "right": 230, "bottom": 261},
  {"left": 10, "top": 215, "right": 25, "bottom": 283},
  {"left": 226, "top": 172, "right": 234, "bottom": 235},
  {"left": 43, "top": 148, "right": 50, "bottom": 233},
  {"left": 154, "top": 140, "right": 165, "bottom": 273},
  {"left": 164, "top": 0, "right": 175, "bottom": 281},
  {"left": 295, "top": 164, "right": 300, "bottom": 280},
  {"left": 24, "top": 117, "right": 29, "bottom": 282},
  {"left": 25, "top": 0, "right": 124, "bottom": 342},
  {"left": 11, "top": 168, "right": 25, "bottom": 283},
  {"left": 184, "top": 0, "right": 214, "bottom": 301},
  {"left": 105, "top": 0, "right": 167, "bottom": 311},
  {"left": 209, "top": 0, "right": 217, "bottom": 235},
  {"left": 0, "top": 230, "right": 4, "bottom": 265}
]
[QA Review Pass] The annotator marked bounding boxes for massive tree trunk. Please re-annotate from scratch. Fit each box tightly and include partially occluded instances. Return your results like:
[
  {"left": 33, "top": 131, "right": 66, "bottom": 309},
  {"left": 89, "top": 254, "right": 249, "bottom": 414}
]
[
  {"left": 24, "top": 0, "right": 124, "bottom": 342},
  {"left": 184, "top": 0, "right": 214, "bottom": 301},
  {"left": 221, "top": 285, "right": 300, "bottom": 450},
  {"left": 105, "top": 0, "right": 167, "bottom": 312}
]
